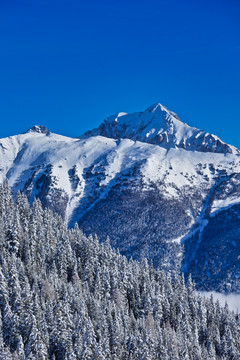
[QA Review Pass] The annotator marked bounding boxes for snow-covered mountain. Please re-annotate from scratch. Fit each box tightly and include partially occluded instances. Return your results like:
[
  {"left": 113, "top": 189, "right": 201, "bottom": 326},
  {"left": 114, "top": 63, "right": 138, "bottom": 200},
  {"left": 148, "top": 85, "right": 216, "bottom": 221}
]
[
  {"left": 1, "top": 103, "right": 240, "bottom": 292},
  {"left": 83, "top": 103, "right": 239, "bottom": 154}
]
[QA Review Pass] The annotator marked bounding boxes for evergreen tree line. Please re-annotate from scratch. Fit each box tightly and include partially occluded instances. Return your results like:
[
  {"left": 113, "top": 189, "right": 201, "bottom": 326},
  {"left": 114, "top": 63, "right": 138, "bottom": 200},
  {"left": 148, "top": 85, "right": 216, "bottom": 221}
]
[{"left": 0, "top": 181, "right": 239, "bottom": 359}]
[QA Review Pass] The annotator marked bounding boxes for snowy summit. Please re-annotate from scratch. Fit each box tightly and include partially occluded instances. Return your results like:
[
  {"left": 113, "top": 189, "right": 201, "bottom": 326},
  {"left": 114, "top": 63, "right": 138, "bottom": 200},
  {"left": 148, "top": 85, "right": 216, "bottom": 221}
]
[{"left": 84, "top": 103, "right": 238, "bottom": 154}]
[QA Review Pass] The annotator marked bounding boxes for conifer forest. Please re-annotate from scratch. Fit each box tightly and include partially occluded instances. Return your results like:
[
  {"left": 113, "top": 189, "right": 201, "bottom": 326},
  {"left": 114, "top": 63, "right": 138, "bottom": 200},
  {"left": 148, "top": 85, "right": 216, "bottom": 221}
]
[{"left": 0, "top": 181, "right": 240, "bottom": 359}]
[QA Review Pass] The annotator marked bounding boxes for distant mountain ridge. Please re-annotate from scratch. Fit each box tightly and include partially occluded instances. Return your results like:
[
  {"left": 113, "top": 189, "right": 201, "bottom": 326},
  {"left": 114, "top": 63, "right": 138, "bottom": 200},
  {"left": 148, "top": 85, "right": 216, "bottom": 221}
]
[{"left": 1, "top": 103, "right": 240, "bottom": 293}]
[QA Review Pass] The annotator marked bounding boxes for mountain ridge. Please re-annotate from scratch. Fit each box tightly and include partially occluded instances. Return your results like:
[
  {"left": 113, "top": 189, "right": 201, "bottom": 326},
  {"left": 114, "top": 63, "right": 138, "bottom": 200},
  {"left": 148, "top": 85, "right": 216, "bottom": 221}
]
[{"left": 83, "top": 103, "right": 239, "bottom": 154}]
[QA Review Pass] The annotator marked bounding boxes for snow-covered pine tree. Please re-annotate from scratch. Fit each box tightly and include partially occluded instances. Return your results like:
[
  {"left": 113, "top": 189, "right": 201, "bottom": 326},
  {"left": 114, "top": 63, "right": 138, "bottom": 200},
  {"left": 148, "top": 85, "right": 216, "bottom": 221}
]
[{"left": 0, "top": 182, "right": 239, "bottom": 359}]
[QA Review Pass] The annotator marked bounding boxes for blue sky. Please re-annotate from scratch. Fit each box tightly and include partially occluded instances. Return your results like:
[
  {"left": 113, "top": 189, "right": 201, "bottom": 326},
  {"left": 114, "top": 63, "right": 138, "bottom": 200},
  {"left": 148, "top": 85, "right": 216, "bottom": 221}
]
[{"left": 0, "top": 0, "right": 240, "bottom": 147}]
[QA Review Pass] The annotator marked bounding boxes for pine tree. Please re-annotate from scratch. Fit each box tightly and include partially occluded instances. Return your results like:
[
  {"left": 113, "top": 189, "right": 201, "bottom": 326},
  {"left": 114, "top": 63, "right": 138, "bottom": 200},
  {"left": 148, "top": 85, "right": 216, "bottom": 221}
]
[{"left": 0, "top": 184, "right": 239, "bottom": 359}]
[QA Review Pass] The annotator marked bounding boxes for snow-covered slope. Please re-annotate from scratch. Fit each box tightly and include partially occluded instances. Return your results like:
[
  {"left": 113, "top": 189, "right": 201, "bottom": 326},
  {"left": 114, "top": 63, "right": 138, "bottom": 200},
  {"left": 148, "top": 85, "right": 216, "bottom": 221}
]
[
  {"left": 1, "top": 124, "right": 240, "bottom": 223},
  {"left": 83, "top": 103, "right": 239, "bottom": 154},
  {"left": 1, "top": 104, "right": 240, "bottom": 292}
]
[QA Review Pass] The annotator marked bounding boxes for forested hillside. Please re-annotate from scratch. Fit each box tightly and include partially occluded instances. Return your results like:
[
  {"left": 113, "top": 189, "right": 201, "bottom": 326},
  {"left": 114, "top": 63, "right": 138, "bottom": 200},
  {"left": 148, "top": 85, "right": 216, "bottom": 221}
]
[{"left": 0, "top": 181, "right": 239, "bottom": 359}]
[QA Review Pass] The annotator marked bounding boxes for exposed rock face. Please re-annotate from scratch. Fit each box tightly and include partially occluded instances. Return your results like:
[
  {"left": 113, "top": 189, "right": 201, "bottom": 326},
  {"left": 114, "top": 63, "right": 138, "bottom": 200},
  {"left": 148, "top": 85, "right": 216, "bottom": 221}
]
[
  {"left": 26, "top": 125, "right": 50, "bottom": 134},
  {"left": 1, "top": 104, "right": 240, "bottom": 292}
]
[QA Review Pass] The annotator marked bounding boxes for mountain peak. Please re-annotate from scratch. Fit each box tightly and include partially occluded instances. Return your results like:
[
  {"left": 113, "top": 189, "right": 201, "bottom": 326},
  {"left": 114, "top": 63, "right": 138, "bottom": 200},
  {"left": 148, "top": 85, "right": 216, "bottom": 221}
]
[
  {"left": 145, "top": 102, "right": 168, "bottom": 113},
  {"left": 145, "top": 103, "right": 181, "bottom": 121},
  {"left": 83, "top": 103, "right": 239, "bottom": 154},
  {"left": 25, "top": 125, "right": 50, "bottom": 134}
]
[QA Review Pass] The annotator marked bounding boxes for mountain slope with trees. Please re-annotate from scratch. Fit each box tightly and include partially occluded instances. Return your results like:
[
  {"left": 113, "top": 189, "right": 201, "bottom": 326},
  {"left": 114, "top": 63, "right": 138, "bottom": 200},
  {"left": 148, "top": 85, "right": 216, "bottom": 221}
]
[{"left": 0, "top": 181, "right": 239, "bottom": 359}]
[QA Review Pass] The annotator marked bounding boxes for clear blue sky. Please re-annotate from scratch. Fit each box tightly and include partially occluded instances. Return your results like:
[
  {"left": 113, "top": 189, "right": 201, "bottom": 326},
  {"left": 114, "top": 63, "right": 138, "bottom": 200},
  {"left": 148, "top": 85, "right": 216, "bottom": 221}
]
[{"left": 0, "top": 0, "right": 240, "bottom": 147}]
